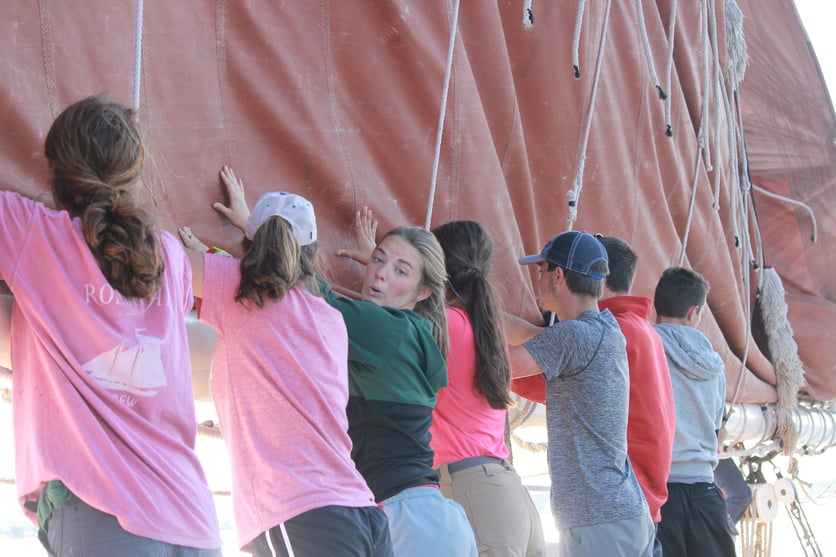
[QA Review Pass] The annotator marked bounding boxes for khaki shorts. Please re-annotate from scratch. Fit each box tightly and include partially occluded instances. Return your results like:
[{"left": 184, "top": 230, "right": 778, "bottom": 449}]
[{"left": 438, "top": 459, "right": 547, "bottom": 557}]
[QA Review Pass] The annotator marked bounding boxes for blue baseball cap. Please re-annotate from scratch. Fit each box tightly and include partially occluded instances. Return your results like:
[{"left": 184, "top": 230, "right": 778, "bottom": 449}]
[{"left": 519, "top": 230, "right": 608, "bottom": 280}]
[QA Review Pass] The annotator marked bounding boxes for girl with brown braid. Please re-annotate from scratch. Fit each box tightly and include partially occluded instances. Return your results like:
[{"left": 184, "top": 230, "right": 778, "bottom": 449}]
[
  {"left": 430, "top": 220, "right": 546, "bottom": 557},
  {"left": 46, "top": 95, "right": 164, "bottom": 298},
  {"left": 0, "top": 95, "right": 221, "bottom": 556}
]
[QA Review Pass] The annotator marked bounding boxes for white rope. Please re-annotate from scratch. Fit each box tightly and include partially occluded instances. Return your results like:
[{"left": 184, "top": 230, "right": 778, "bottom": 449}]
[
  {"left": 425, "top": 0, "right": 462, "bottom": 230},
  {"left": 718, "top": 76, "right": 736, "bottom": 210},
  {"left": 677, "top": 138, "right": 703, "bottom": 267},
  {"left": 699, "top": 0, "right": 713, "bottom": 173},
  {"left": 711, "top": 72, "right": 722, "bottom": 206},
  {"left": 663, "top": 0, "right": 677, "bottom": 136},
  {"left": 571, "top": 0, "right": 586, "bottom": 78},
  {"left": 679, "top": 3, "right": 712, "bottom": 268},
  {"left": 709, "top": 0, "right": 723, "bottom": 188},
  {"left": 635, "top": 0, "right": 666, "bottom": 99},
  {"left": 566, "top": 0, "right": 612, "bottom": 231},
  {"left": 522, "top": 0, "right": 534, "bottom": 27},
  {"left": 132, "top": 0, "right": 144, "bottom": 115},
  {"left": 752, "top": 185, "right": 818, "bottom": 243},
  {"left": 728, "top": 181, "right": 753, "bottom": 410}
]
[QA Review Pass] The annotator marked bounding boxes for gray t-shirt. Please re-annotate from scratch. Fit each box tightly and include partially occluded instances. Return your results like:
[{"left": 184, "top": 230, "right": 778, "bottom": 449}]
[{"left": 524, "top": 309, "right": 649, "bottom": 530}]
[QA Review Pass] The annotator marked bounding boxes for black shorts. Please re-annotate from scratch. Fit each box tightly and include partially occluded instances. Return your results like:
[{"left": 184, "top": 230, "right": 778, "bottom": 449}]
[{"left": 251, "top": 504, "right": 393, "bottom": 557}]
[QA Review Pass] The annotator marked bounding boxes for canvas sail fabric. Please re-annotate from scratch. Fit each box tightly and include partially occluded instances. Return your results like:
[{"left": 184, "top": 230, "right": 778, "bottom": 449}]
[{"left": 0, "top": 0, "right": 832, "bottom": 402}]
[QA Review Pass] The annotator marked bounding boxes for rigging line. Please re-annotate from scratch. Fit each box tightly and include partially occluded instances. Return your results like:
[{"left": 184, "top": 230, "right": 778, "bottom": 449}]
[
  {"left": 37, "top": 0, "right": 58, "bottom": 119},
  {"left": 722, "top": 52, "right": 758, "bottom": 411},
  {"left": 710, "top": 71, "right": 722, "bottom": 206},
  {"left": 718, "top": 75, "right": 736, "bottom": 210},
  {"left": 132, "top": 0, "right": 144, "bottom": 116},
  {"left": 709, "top": 0, "right": 724, "bottom": 198},
  {"left": 425, "top": 0, "right": 462, "bottom": 230},
  {"left": 699, "top": 0, "right": 713, "bottom": 172},
  {"left": 635, "top": 0, "right": 666, "bottom": 99},
  {"left": 566, "top": 0, "right": 612, "bottom": 232},
  {"left": 752, "top": 185, "right": 818, "bottom": 243},
  {"left": 732, "top": 87, "right": 766, "bottom": 280},
  {"left": 727, "top": 187, "right": 753, "bottom": 410},
  {"left": 663, "top": 0, "right": 677, "bottom": 136},
  {"left": 522, "top": 0, "right": 534, "bottom": 27},
  {"left": 571, "top": 0, "right": 586, "bottom": 78},
  {"left": 677, "top": 139, "right": 703, "bottom": 267}
]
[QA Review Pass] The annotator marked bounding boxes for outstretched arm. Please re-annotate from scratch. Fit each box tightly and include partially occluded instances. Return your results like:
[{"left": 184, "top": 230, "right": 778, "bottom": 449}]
[
  {"left": 337, "top": 206, "right": 378, "bottom": 265},
  {"left": 502, "top": 312, "right": 546, "bottom": 379},
  {"left": 213, "top": 165, "right": 251, "bottom": 232},
  {"left": 502, "top": 311, "right": 544, "bottom": 346},
  {"left": 178, "top": 228, "right": 207, "bottom": 300}
]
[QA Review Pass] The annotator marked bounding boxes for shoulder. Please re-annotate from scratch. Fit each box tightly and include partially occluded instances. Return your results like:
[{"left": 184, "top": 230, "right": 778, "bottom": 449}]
[
  {"left": 0, "top": 190, "right": 36, "bottom": 210},
  {"left": 445, "top": 306, "right": 470, "bottom": 333},
  {"left": 0, "top": 191, "right": 57, "bottom": 230}
]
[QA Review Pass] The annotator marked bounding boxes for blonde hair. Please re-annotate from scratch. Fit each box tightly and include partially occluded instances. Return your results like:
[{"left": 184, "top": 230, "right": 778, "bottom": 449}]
[{"left": 380, "top": 226, "right": 449, "bottom": 359}]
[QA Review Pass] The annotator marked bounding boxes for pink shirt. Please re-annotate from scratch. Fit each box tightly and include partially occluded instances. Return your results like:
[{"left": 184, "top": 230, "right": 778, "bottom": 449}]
[
  {"left": 200, "top": 254, "right": 376, "bottom": 549},
  {"left": 0, "top": 191, "right": 220, "bottom": 548},
  {"left": 430, "top": 307, "right": 509, "bottom": 466}
]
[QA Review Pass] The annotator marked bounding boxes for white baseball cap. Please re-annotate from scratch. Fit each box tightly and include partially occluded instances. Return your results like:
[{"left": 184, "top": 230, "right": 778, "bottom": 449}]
[{"left": 245, "top": 192, "right": 317, "bottom": 246}]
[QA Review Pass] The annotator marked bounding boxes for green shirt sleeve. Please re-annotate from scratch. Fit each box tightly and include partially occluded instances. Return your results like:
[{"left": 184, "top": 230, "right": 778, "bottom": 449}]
[{"left": 319, "top": 277, "right": 447, "bottom": 406}]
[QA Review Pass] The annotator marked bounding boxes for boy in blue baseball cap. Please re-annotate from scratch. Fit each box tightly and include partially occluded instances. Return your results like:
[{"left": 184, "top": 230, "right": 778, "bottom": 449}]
[{"left": 505, "top": 230, "right": 654, "bottom": 557}]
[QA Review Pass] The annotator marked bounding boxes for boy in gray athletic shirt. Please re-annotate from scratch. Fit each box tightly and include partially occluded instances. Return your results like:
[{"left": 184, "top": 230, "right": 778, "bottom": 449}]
[{"left": 505, "top": 230, "right": 653, "bottom": 557}]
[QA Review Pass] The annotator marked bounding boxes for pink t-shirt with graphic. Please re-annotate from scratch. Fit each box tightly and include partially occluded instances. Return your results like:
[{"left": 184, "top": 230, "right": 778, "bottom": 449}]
[
  {"left": 431, "top": 307, "right": 509, "bottom": 466},
  {"left": 200, "top": 254, "right": 376, "bottom": 549},
  {"left": 0, "top": 191, "right": 220, "bottom": 548}
]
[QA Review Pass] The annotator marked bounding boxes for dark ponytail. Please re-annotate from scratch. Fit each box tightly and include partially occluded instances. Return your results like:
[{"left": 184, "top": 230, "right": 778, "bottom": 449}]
[{"left": 433, "top": 221, "right": 512, "bottom": 409}]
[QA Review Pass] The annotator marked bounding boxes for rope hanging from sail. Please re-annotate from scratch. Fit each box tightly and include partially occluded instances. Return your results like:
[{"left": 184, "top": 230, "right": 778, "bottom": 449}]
[
  {"left": 566, "top": 0, "right": 612, "bottom": 232},
  {"left": 424, "top": 0, "right": 462, "bottom": 230},
  {"left": 522, "top": 0, "right": 535, "bottom": 27},
  {"left": 635, "top": 0, "right": 667, "bottom": 100},
  {"left": 571, "top": 0, "right": 586, "bottom": 78},
  {"left": 715, "top": 0, "right": 763, "bottom": 412},
  {"left": 133, "top": 0, "right": 144, "bottom": 116},
  {"left": 678, "top": 0, "right": 712, "bottom": 266},
  {"left": 663, "top": 0, "right": 677, "bottom": 136}
]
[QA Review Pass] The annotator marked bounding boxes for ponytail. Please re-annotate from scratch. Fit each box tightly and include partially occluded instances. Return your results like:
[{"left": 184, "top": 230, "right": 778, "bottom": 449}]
[
  {"left": 45, "top": 94, "right": 163, "bottom": 299},
  {"left": 433, "top": 221, "right": 512, "bottom": 409},
  {"left": 236, "top": 216, "right": 319, "bottom": 307}
]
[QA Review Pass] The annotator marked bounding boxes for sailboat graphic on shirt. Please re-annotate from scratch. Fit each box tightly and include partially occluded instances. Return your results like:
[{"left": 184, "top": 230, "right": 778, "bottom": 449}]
[{"left": 81, "top": 330, "right": 167, "bottom": 397}]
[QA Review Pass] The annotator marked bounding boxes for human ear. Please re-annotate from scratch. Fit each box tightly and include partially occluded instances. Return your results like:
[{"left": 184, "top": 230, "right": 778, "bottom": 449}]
[
  {"left": 552, "top": 267, "right": 564, "bottom": 289},
  {"left": 686, "top": 305, "right": 701, "bottom": 323},
  {"left": 416, "top": 286, "right": 432, "bottom": 303}
]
